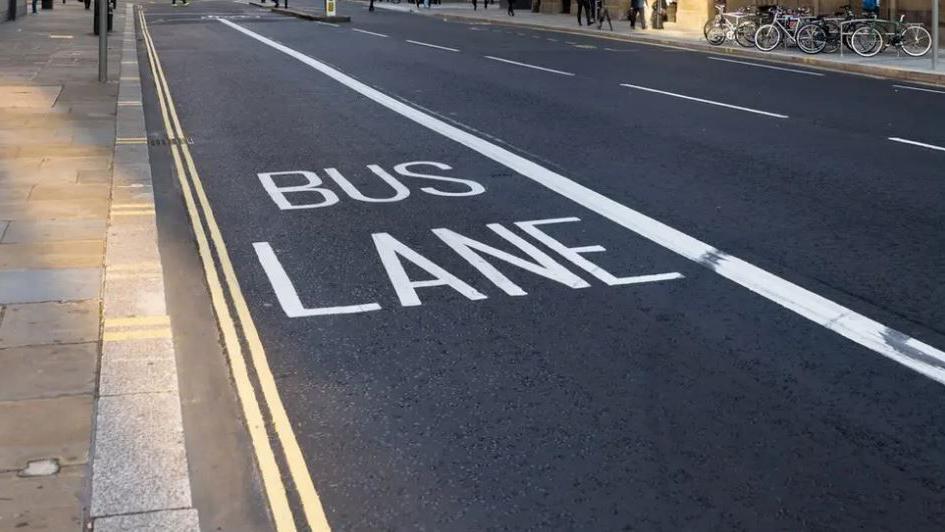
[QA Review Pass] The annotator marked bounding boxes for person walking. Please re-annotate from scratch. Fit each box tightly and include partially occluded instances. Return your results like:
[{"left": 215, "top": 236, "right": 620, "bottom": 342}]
[
  {"left": 507, "top": 0, "right": 514, "bottom": 15},
  {"left": 596, "top": 0, "right": 612, "bottom": 30},
  {"left": 629, "top": 0, "right": 645, "bottom": 29},
  {"left": 576, "top": 0, "right": 591, "bottom": 25},
  {"left": 472, "top": 0, "right": 477, "bottom": 9},
  {"left": 369, "top": 0, "right": 375, "bottom": 11}
]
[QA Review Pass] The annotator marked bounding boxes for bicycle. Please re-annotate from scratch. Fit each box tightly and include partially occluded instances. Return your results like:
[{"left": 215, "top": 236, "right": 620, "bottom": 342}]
[
  {"left": 794, "top": 14, "right": 844, "bottom": 54},
  {"left": 754, "top": 7, "right": 818, "bottom": 52},
  {"left": 703, "top": 3, "right": 759, "bottom": 48},
  {"left": 849, "top": 14, "right": 932, "bottom": 57}
]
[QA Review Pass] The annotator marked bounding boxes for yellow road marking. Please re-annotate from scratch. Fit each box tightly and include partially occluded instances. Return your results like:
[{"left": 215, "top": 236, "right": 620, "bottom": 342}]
[
  {"left": 159, "top": 28, "right": 332, "bottom": 532},
  {"left": 139, "top": 9, "right": 309, "bottom": 532},
  {"left": 105, "top": 315, "right": 171, "bottom": 328},
  {"left": 103, "top": 327, "right": 172, "bottom": 342}
]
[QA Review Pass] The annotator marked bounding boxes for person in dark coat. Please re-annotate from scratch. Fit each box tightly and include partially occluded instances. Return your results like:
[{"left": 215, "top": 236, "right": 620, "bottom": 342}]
[
  {"left": 629, "top": 0, "right": 646, "bottom": 29},
  {"left": 576, "top": 0, "right": 592, "bottom": 25}
]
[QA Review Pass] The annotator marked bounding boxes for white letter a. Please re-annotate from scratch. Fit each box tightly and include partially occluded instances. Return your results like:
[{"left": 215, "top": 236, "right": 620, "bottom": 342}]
[{"left": 372, "top": 232, "right": 487, "bottom": 307}]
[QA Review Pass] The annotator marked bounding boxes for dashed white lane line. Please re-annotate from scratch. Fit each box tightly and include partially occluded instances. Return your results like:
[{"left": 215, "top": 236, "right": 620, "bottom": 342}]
[
  {"left": 484, "top": 55, "right": 575, "bottom": 76},
  {"left": 620, "top": 83, "right": 789, "bottom": 119},
  {"left": 892, "top": 84, "right": 945, "bottom": 95},
  {"left": 888, "top": 137, "right": 945, "bottom": 152},
  {"left": 406, "top": 39, "right": 460, "bottom": 52},
  {"left": 352, "top": 28, "right": 389, "bottom": 37},
  {"left": 220, "top": 18, "right": 945, "bottom": 386},
  {"left": 708, "top": 56, "right": 825, "bottom": 77},
  {"left": 315, "top": 21, "right": 340, "bottom": 27}
]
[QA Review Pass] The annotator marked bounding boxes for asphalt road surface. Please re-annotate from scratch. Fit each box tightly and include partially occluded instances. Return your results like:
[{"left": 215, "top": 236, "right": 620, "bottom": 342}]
[{"left": 138, "top": 1, "right": 945, "bottom": 529}]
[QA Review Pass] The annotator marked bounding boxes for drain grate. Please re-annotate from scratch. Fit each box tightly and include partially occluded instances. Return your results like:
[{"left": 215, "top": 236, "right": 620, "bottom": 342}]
[{"left": 148, "top": 137, "right": 194, "bottom": 146}]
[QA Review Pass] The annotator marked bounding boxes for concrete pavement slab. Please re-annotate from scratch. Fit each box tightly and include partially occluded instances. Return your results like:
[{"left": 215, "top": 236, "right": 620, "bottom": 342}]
[
  {"left": 77, "top": 169, "right": 114, "bottom": 184},
  {"left": 112, "top": 162, "right": 153, "bottom": 187},
  {"left": 90, "top": 392, "right": 193, "bottom": 517},
  {"left": 0, "top": 300, "right": 99, "bottom": 348},
  {"left": 0, "top": 343, "right": 98, "bottom": 401},
  {"left": 0, "top": 268, "right": 102, "bottom": 304},
  {"left": 0, "top": 240, "right": 104, "bottom": 269},
  {"left": 1, "top": 219, "right": 107, "bottom": 243},
  {"left": 0, "top": 86, "right": 62, "bottom": 108},
  {"left": 0, "top": 197, "right": 109, "bottom": 220},
  {"left": 0, "top": 395, "right": 93, "bottom": 470},
  {"left": 93, "top": 508, "right": 200, "bottom": 532},
  {"left": 0, "top": 466, "right": 85, "bottom": 531},
  {"left": 99, "top": 337, "right": 177, "bottom": 396},
  {"left": 0, "top": 187, "right": 33, "bottom": 201},
  {"left": 28, "top": 183, "right": 109, "bottom": 200}
]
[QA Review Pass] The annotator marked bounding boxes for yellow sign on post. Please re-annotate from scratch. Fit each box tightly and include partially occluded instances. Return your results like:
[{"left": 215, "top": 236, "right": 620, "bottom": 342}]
[{"left": 326, "top": 0, "right": 335, "bottom": 16}]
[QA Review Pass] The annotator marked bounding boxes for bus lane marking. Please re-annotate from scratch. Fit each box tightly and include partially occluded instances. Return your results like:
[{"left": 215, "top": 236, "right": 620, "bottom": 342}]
[
  {"left": 220, "top": 18, "right": 945, "bottom": 390},
  {"left": 253, "top": 216, "right": 684, "bottom": 315}
]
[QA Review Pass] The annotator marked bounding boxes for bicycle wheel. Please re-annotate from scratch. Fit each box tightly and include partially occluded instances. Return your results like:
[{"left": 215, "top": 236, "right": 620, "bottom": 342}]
[
  {"left": 734, "top": 20, "right": 758, "bottom": 47},
  {"left": 754, "top": 24, "right": 781, "bottom": 51},
  {"left": 850, "top": 26, "right": 884, "bottom": 57},
  {"left": 704, "top": 18, "right": 726, "bottom": 45},
  {"left": 822, "top": 20, "right": 841, "bottom": 53},
  {"left": 899, "top": 25, "right": 931, "bottom": 57},
  {"left": 795, "top": 23, "right": 827, "bottom": 53}
]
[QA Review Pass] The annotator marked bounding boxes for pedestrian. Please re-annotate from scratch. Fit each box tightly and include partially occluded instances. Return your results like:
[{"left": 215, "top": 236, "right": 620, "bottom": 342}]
[
  {"left": 629, "top": 0, "right": 645, "bottom": 29},
  {"left": 650, "top": 0, "right": 664, "bottom": 27},
  {"left": 32, "top": 0, "right": 37, "bottom": 13},
  {"left": 472, "top": 0, "right": 476, "bottom": 10},
  {"left": 576, "top": 0, "right": 591, "bottom": 26},
  {"left": 369, "top": 0, "right": 375, "bottom": 11},
  {"left": 483, "top": 0, "right": 488, "bottom": 9},
  {"left": 596, "top": 0, "right": 612, "bottom": 30},
  {"left": 507, "top": 0, "right": 514, "bottom": 15}
]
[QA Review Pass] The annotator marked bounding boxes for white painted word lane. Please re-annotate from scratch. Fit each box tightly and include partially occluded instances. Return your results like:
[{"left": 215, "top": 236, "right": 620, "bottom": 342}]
[{"left": 251, "top": 160, "right": 683, "bottom": 317}]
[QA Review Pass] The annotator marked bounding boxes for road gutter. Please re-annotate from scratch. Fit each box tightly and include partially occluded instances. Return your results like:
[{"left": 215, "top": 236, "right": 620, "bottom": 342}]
[{"left": 88, "top": 3, "right": 200, "bottom": 530}]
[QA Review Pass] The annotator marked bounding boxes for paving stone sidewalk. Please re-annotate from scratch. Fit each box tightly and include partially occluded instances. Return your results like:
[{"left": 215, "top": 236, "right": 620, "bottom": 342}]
[
  {"left": 0, "top": 4, "right": 198, "bottom": 531},
  {"left": 0, "top": 5, "right": 121, "bottom": 530}
]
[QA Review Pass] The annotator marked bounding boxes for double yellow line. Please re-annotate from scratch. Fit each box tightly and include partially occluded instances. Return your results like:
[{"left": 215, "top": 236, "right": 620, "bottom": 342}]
[{"left": 137, "top": 9, "right": 330, "bottom": 532}]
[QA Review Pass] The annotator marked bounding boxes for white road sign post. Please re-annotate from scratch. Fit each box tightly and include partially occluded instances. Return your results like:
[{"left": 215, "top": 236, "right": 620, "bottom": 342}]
[{"left": 326, "top": 0, "right": 336, "bottom": 17}]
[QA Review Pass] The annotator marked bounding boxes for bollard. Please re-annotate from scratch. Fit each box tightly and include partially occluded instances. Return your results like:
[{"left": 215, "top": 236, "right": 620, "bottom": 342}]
[{"left": 93, "top": 0, "right": 114, "bottom": 35}]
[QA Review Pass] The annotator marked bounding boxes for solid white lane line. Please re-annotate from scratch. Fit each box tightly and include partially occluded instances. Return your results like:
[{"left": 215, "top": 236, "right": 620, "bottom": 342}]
[
  {"left": 352, "top": 28, "right": 389, "bottom": 37},
  {"left": 892, "top": 84, "right": 945, "bottom": 95},
  {"left": 406, "top": 39, "right": 460, "bottom": 52},
  {"left": 620, "top": 83, "right": 789, "bottom": 119},
  {"left": 708, "top": 56, "right": 825, "bottom": 77},
  {"left": 219, "top": 19, "right": 945, "bottom": 386},
  {"left": 484, "top": 55, "right": 575, "bottom": 76},
  {"left": 888, "top": 137, "right": 945, "bottom": 152}
]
